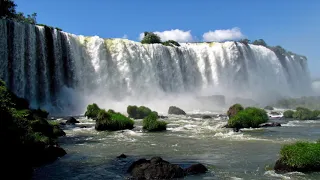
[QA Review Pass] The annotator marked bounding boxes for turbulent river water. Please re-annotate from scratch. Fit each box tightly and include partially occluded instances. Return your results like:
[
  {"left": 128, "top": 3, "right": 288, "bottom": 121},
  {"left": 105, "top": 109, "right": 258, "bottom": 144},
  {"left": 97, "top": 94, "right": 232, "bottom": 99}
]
[{"left": 33, "top": 110, "right": 320, "bottom": 180}]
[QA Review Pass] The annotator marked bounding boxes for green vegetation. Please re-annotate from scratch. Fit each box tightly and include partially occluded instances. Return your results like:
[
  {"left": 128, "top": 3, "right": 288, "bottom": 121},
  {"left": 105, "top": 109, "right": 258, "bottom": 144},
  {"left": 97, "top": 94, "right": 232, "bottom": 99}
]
[
  {"left": 293, "top": 107, "right": 320, "bottom": 120},
  {"left": 0, "top": 0, "right": 37, "bottom": 24},
  {"left": 252, "top": 39, "right": 267, "bottom": 47},
  {"left": 162, "top": 40, "right": 180, "bottom": 47},
  {"left": 264, "top": 106, "right": 274, "bottom": 110},
  {"left": 142, "top": 112, "right": 167, "bottom": 132},
  {"left": 273, "top": 96, "right": 320, "bottom": 110},
  {"left": 238, "top": 39, "right": 250, "bottom": 45},
  {"left": 95, "top": 109, "right": 134, "bottom": 131},
  {"left": 0, "top": 79, "right": 66, "bottom": 178},
  {"left": 127, "top": 105, "right": 154, "bottom": 119},
  {"left": 279, "top": 141, "right": 320, "bottom": 171},
  {"left": 0, "top": 0, "right": 62, "bottom": 31},
  {"left": 84, "top": 103, "right": 101, "bottom": 119},
  {"left": 283, "top": 110, "right": 294, "bottom": 118},
  {"left": 141, "top": 32, "right": 161, "bottom": 44},
  {"left": 227, "top": 107, "right": 268, "bottom": 129},
  {"left": 227, "top": 104, "right": 244, "bottom": 118},
  {"left": 141, "top": 32, "right": 180, "bottom": 47}
]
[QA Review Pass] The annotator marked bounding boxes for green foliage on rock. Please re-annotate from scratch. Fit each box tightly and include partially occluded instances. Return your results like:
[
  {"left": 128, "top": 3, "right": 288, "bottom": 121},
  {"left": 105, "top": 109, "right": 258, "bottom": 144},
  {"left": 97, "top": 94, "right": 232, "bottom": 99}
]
[
  {"left": 238, "top": 39, "right": 250, "bottom": 45},
  {"left": 283, "top": 110, "right": 294, "bottom": 118},
  {"left": 84, "top": 103, "right": 101, "bottom": 119},
  {"left": 162, "top": 40, "right": 180, "bottom": 47},
  {"left": 143, "top": 112, "right": 167, "bottom": 132},
  {"left": 279, "top": 141, "right": 320, "bottom": 170},
  {"left": 228, "top": 107, "right": 268, "bottom": 129},
  {"left": 0, "top": 79, "right": 66, "bottom": 178},
  {"left": 274, "top": 96, "right": 320, "bottom": 110},
  {"left": 141, "top": 32, "right": 161, "bottom": 44},
  {"left": 227, "top": 104, "right": 244, "bottom": 118},
  {"left": 252, "top": 39, "right": 268, "bottom": 47},
  {"left": 95, "top": 109, "right": 134, "bottom": 131},
  {"left": 127, "top": 105, "right": 153, "bottom": 119},
  {"left": 293, "top": 107, "right": 319, "bottom": 120}
]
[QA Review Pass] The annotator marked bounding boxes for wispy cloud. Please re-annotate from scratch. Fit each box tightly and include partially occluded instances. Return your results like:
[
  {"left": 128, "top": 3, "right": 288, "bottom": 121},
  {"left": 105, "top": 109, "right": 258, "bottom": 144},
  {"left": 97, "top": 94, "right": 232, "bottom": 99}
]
[{"left": 202, "top": 27, "right": 245, "bottom": 42}]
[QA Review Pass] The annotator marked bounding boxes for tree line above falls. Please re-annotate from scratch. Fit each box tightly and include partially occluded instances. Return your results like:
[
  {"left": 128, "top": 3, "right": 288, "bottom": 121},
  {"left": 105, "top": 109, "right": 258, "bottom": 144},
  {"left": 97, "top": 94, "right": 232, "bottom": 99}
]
[
  {"left": 0, "top": 0, "right": 62, "bottom": 30},
  {"left": 0, "top": 0, "right": 306, "bottom": 59}
]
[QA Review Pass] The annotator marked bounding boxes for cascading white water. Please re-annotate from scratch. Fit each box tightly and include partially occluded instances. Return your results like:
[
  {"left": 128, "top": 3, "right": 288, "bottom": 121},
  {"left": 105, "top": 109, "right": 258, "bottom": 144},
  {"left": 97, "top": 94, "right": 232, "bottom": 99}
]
[{"left": 0, "top": 20, "right": 312, "bottom": 114}]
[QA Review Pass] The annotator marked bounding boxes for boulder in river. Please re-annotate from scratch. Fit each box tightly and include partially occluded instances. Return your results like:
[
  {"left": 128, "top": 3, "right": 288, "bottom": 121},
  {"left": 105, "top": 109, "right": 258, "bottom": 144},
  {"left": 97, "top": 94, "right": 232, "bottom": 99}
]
[
  {"left": 202, "top": 115, "right": 212, "bottom": 119},
  {"left": 259, "top": 122, "right": 281, "bottom": 128},
  {"left": 117, "top": 154, "right": 127, "bottom": 159},
  {"left": 127, "top": 157, "right": 208, "bottom": 179},
  {"left": 184, "top": 163, "right": 208, "bottom": 175},
  {"left": 168, "top": 106, "right": 186, "bottom": 115},
  {"left": 66, "top": 117, "right": 80, "bottom": 125},
  {"left": 128, "top": 157, "right": 184, "bottom": 179}
]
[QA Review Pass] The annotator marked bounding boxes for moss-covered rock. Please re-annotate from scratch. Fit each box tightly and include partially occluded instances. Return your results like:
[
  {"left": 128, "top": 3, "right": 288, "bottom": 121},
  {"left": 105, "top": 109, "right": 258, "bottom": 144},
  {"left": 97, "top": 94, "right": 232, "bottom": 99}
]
[
  {"left": 168, "top": 106, "right": 186, "bottom": 115},
  {"left": 143, "top": 112, "right": 167, "bottom": 132},
  {"left": 274, "top": 141, "right": 320, "bottom": 172},
  {"left": 95, "top": 109, "right": 134, "bottom": 131},
  {"left": 293, "top": 107, "right": 319, "bottom": 120},
  {"left": 227, "top": 104, "right": 244, "bottom": 118},
  {"left": 84, "top": 103, "right": 101, "bottom": 119},
  {"left": 0, "top": 79, "right": 66, "bottom": 178},
  {"left": 283, "top": 110, "right": 294, "bottom": 118},
  {"left": 227, "top": 107, "right": 268, "bottom": 129},
  {"left": 127, "top": 105, "right": 153, "bottom": 119}
]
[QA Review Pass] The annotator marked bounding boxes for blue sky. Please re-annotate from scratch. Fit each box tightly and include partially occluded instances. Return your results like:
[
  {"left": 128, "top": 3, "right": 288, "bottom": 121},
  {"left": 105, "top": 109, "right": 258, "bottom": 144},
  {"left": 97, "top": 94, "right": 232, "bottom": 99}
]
[{"left": 15, "top": 0, "right": 320, "bottom": 77}]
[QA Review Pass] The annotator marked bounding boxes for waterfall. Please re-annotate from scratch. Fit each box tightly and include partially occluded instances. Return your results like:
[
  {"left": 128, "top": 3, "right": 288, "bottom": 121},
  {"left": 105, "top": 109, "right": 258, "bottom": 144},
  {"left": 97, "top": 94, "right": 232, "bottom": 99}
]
[{"left": 0, "top": 20, "right": 312, "bottom": 114}]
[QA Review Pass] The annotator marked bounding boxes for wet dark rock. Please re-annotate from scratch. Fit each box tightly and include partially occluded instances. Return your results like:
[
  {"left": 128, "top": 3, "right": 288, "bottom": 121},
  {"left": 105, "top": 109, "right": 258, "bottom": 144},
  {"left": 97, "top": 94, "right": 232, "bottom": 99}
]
[
  {"left": 117, "top": 154, "right": 127, "bottom": 159},
  {"left": 66, "top": 117, "right": 80, "bottom": 125},
  {"left": 259, "top": 122, "right": 281, "bottom": 128},
  {"left": 158, "top": 115, "right": 168, "bottom": 119},
  {"left": 184, "top": 163, "right": 208, "bottom": 175},
  {"left": 59, "top": 122, "right": 66, "bottom": 126},
  {"left": 128, "top": 157, "right": 184, "bottom": 179},
  {"left": 274, "top": 159, "right": 320, "bottom": 173},
  {"left": 79, "top": 125, "right": 87, "bottom": 128},
  {"left": 202, "top": 115, "right": 212, "bottom": 119},
  {"left": 168, "top": 106, "right": 186, "bottom": 115}
]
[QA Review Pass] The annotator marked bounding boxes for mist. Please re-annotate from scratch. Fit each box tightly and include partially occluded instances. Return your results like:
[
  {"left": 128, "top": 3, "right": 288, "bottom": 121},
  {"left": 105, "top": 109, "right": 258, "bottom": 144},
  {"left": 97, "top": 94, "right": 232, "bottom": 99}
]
[{"left": 0, "top": 20, "right": 313, "bottom": 116}]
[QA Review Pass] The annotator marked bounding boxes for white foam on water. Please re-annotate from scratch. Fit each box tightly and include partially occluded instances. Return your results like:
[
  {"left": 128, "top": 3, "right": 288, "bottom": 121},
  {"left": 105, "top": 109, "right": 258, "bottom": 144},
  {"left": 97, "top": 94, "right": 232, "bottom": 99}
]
[{"left": 264, "top": 170, "right": 291, "bottom": 179}]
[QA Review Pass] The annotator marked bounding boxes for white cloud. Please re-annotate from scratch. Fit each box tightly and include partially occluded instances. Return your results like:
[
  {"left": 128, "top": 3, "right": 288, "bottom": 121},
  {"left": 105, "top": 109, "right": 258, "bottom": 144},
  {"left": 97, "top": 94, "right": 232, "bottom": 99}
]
[
  {"left": 122, "top": 34, "right": 128, "bottom": 39},
  {"left": 202, "top": 27, "right": 245, "bottom": 42},
  {"left": 139, "top": 29, "right": 194, "bottom": 43}
]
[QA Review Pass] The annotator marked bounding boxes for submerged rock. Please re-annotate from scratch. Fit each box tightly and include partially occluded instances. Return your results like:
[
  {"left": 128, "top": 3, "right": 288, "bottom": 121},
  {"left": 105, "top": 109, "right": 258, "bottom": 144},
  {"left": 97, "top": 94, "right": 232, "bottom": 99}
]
[
  {"left": 184, "top": 163, "right": 208, "bottom": 175},
  {"left": 66, "top": 117, "right": 80, "bottom": 125},
  {"left": 128, "top": 157, "right": 184, "bottom": 179},
  {"left": 259, "top": 122, "right": 281, "bottom": 128},
  {"left": 117, "top": 154, "right": 127, "bottom": 159},
  {"left": 168, "top": 106, "right": 186, "bottom": 115},
  {"left": 158, "top": 115, "right": 168, "bottom": 119},
  {"left": 202, "top": 115, "right": 212, "bottom": 119},
  {"left": 127, "top": 157, "right": 208, "bottom": 179}
]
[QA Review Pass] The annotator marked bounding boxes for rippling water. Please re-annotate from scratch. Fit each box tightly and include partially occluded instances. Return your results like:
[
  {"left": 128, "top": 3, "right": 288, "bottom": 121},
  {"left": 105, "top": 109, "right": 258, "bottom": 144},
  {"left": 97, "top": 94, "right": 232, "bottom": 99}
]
[{"left": 33, "top": 110, "right": 320, "bottom": 180}]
